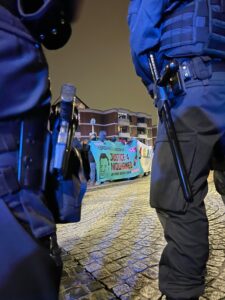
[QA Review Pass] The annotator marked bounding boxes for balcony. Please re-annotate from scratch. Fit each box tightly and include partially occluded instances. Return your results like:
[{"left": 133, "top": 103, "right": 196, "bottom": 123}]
[
  {"left": 137, "top": 122, "right": 147, "bottom": 128},
  {"left": 118, "top": 118, "right": 130, "bottom": 126},
  {"left": 138, "top": 134, "right": 148, "bottom": 139},
  {"left": 119, "top": 132, "right": 131, "bottom": 138}
]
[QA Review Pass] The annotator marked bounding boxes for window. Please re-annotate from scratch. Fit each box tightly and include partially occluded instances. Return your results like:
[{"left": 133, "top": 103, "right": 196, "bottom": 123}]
[
  {"left": 118, "top": 113, "right": 128, "bottom": 120},
  {"left": 137, "top": 128, "right": 146, "bottom": 135},
  {"left": 118, "top": 126, "right": 129, "bottom": 133},
  {"left": 137, "top": 117, "right": 146, "bottom": 123}
]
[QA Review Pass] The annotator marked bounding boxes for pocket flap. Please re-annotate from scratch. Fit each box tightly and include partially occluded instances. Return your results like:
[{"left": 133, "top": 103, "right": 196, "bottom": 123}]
[{"left": 150, "top": 132, "right": 197, "bottom": 213}]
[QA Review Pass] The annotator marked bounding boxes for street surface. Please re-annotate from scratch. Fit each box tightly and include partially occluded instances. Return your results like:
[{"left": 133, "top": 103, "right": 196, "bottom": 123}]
[{"left": 58, "top": 176, "right": 225, "bottom": 300}]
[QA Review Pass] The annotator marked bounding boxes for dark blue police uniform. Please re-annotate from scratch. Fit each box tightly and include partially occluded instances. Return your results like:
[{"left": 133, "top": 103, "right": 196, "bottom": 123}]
[
  {"left": 0, "top": 2, "right": 60, "bottom": 299},
  {"left": 128, "top": 1, "right": 225, "bottom": 299}
]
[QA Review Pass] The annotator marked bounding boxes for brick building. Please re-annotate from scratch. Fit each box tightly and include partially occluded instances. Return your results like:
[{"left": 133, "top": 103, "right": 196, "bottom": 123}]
[{"left": 76, "top": 108, "right": 157, "bottom": 146}]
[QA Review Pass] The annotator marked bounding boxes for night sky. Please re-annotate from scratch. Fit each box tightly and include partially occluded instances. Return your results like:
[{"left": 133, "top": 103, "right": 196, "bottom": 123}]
[{"left": 46, "top": 0, "right": 157, "bottom": 123}]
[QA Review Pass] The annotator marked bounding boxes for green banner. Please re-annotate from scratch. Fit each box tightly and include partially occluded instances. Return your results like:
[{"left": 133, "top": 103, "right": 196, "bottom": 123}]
[{"left": 89, "top": 140, "right": 143, "bottom": 182}]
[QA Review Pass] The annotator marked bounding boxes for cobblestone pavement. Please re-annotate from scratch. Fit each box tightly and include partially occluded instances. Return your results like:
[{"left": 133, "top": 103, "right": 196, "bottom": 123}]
[{"left": 58, "top": 176, "right": 225, "bottom": 300}]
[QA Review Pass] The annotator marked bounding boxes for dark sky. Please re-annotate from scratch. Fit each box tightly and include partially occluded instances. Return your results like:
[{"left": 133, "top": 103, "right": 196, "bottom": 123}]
[{"left": 46, "top": 0, "right": 157, "bottom": 123}]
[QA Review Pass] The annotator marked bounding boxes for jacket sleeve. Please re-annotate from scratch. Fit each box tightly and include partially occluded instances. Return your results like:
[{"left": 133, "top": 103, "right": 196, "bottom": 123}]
[{"left": 128, "top": 0, "right": 169, "bottom": 87}]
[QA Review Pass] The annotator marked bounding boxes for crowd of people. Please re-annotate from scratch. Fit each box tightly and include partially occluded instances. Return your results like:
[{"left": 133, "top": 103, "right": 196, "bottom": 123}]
[
  {"left": 73, "top": 130, "right": 107, "bottom": 185},
  {"left": 73, "top": 130, "right": 140, "bottom": 185}
]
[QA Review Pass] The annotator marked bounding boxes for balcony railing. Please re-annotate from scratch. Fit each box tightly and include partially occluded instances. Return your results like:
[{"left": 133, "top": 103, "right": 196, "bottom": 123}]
[
  {"left": 138, "top": 134, "right": 148, "bottom": 139},
  {"left": 118, "top": 118, "right": 130, "bottom": 126},
  {"left": 137, "top": 122, "right": 147, "bottom": 128},
  {"left": 119, "top": 132, "right": 131, "bottom": 138}
]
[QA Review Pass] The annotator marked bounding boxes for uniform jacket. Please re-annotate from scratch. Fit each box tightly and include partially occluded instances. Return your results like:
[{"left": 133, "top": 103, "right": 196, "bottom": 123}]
[
  {"left": 0, "top": 5, "right": 55, "bottom": 238},
  {"left": 127, "top": 0, "right": 182, "bottom": 86},
  {"left": 0, "top": 5, "right": 51, "bottom": 119}
]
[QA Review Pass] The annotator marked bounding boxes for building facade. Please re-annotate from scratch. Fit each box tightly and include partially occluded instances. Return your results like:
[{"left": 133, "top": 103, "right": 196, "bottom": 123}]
[{"left": 76, "top": 108, "right": 157, "bottom": 146}]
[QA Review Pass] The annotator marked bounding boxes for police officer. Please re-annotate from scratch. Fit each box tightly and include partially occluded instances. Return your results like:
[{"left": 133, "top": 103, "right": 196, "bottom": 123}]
[
  {"left": 0, "top": 1, "right": 82, "bottom": 299},
  {"left": 128, "top": 1, "right": 225, "bottom": 299}
]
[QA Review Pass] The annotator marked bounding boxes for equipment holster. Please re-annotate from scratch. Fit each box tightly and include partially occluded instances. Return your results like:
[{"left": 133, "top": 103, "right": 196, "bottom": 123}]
[
  {"left": 18, "top": 113, "right": 51, "bottom": 191},
  {"left": 47, "top": 103, "right": 87, "bottom": 224},
  {"left": 46, "top": 146, "right": 87, "bottom": 223}
]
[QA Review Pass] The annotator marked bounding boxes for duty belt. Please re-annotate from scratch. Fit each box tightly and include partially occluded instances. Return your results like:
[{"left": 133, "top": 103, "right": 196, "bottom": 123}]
[
  {"left": 180, "top": 57, "right": 225, "bottom": 82},
  {"left": 158, "top": 57, "right": 225, "bottom": 99}
]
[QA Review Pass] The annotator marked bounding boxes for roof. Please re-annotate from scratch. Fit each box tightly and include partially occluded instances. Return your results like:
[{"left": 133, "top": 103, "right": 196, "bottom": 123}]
[
  {"left": 78, "top": 107, "right": 152, "bottom": 119},
  {"left": 76, "top": 96, "right": 89, "bottom": 109}
]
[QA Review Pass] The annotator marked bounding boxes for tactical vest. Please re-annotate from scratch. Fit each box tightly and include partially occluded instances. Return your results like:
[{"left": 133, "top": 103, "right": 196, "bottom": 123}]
[
  {"left": 160, "top": 0, "right": 225, "bottom": 58},
  {"left": 0, "top": 6, "right": 56, "bottom": 238}
]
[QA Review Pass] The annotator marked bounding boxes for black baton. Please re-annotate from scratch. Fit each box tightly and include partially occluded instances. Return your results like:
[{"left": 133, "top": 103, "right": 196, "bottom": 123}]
[{"left": 149, "top": 53, "right": 192, "bottom": 202}]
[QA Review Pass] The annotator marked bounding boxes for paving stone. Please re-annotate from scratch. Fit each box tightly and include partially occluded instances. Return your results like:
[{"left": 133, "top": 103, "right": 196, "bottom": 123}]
[
  {"left": 131, "top": 253, "right": 148, "bottom": 261},
  {"left": 130, "top": 262, "right": 148, "bottom": 273},
  {"left": 70, "top": 249, "right": 84, "bottom": 256},
  {"left": 142, "top": 267, "right": 159, "bottom": 280},
  {"left": 92, "top": 268, "right": 111, "bottom": 280},
  {"left": 120, "top": 292, "right": 148, "bottom": 300},
  {"left": 211, "top": 278, "right": 225, "bottom": 293},
  {"left": 79, "top": 257, "right": 96, "bottom": 266},
  {"left": 101, "top": 275, "right": 124, "bottom": 289},
  {"left": 88, "top": 289, "right": 116, "bottom": 300},
  {"left": 139, "top": 285, "right": 161, "bottom": 299},
  {"left": 126, "top": 274, "right": 152, "bottom": 290},
  {"left": 113, "top": 244, "right": 127, "bottom": 251},
  {"left": 61, "top": 278, "right": 79, "bottom": 291},
  {"left": 74, "top": 265, "right": 86, "bottom": 274},
  {"left": 142, "top": 256, "right": 160, "bottom": 267},
  {"left": 113, "top": 284, "right": 131, "bottom": 297},
  {"left": 64, "top": 286, "right": 88, "bottom": 299},
  {"left": 87, "top": 281, "right": 104, "bottom": 292},
  {"left": 108, "top": 251, "right": 127, "bottom": 261},
  {"left": 114, "top": 267, "right": 136, "bottom": 280},
  {"left": 58, "top": 177, "right": 225, "bottom": 299},
  {"left": 105, "top": 262, "right": 122, "bottom": 273},
  {"left": 207, "top": 266, "right": 220, "bottom": 277},
  {"left": 85, "top": 263, "right": 103, "bottom": 273},
  {"left": 89, "top": 251, "right": 105, "bottom": 259}
]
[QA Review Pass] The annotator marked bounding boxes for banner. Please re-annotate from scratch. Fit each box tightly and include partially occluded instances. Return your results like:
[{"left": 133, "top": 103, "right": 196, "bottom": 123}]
[
  {"left": 89, "top": 140, "right": 143, "bottom": 182},
  {"left": 137, "top": 141, "right": 154, "bottom": 174}
]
